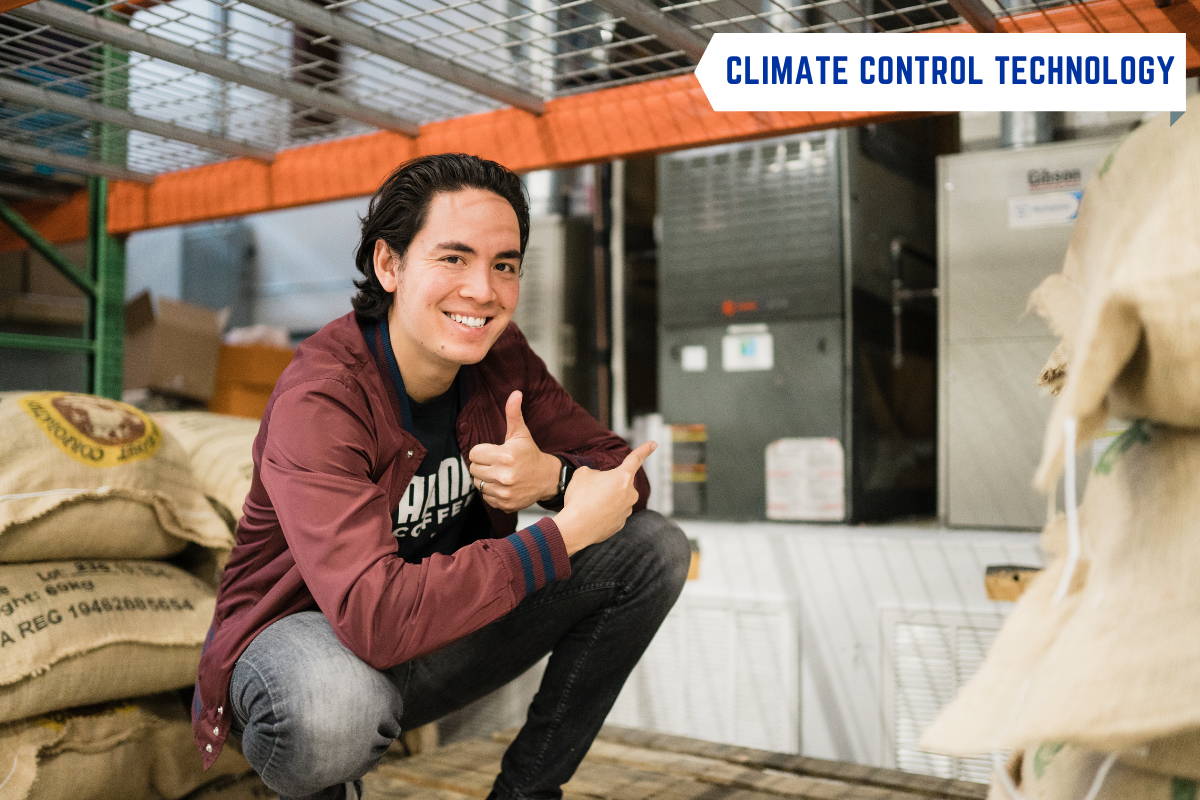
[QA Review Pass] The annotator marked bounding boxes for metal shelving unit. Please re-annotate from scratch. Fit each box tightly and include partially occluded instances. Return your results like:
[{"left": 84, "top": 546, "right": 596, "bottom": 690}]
[
  {"left": 0, "top": 0, "right": 1193, "bottom": 395},
  {"left": 0, "top": 6, "right": 127, "bottom": 397}
]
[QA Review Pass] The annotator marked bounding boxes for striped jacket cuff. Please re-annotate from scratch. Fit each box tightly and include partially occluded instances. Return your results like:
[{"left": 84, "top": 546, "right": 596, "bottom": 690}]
[{"left": 495, "top": 517, "right": 572, "bottom": 598}]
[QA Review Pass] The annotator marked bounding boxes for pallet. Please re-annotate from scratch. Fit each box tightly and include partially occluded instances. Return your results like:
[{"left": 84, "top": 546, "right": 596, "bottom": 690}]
[{"left": 363, "top": 726, "right": 988, "bottom": 799}]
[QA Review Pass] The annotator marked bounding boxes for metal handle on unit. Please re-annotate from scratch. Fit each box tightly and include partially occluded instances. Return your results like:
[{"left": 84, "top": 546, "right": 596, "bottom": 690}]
[{"left": 889, "top": 236, "right": 938, "bottom": 369}]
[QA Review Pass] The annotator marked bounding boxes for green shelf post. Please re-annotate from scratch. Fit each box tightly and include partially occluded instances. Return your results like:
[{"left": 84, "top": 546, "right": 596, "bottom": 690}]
[
  {"left": 88, "top": 11, "right": 131, "bottom": 400},
  {"left": 88, "top": 176, "right": 125, "bottom": 399}
]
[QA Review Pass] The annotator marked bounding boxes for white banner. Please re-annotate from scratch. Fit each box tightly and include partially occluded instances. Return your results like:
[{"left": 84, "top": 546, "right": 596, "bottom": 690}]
[{"left": 695, "top": 33, "right": 1187, "bottom": 112}]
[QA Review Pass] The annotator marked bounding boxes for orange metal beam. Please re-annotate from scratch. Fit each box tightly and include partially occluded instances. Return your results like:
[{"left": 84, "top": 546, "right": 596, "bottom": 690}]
[
  {"left": 0, "top": 0, "right": 37, "bottom": 12},
  {"left": 1001, "top": 0, "right": 1200, "bottom": 37},
  {"left": 0, "top": 190, "right": 87, "bottom": 254},
  {"left": 100, "top": 97, "right": 924, "bottom": 235},
  {"left": 1, "top": 0, "right": 1195, "bottom": 246}
]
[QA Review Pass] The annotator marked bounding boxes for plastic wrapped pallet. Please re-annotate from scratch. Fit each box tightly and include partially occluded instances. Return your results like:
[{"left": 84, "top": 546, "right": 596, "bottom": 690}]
[
  {"left": 0, "top": 392, "right": 233, "bottom": 561},
  {"left": 0, "top": 559, "right": 214, "bottom": 724},
  {"left": 0, "top": 694, "right": 259, "bottom": 800}
]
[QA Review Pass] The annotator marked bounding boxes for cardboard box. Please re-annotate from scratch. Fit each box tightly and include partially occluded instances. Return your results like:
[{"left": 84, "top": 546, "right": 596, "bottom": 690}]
[
  {"left": 124, "top": 291, "right": 224, "bottom": 402},
  {"left": 0, "top": 294, "right": 87, "bottom": 325},
  {"left": 209, "top": 343, "right": 294, "bottom": 419},
  {"left": 0, "top": 245, "right": 87, "bottom": 326},
  {"left": 0, "top": 249, "right": 21, "bottom": 297},
  {"left": 28, "top": 241, "right": 88, "bottom": 297}
]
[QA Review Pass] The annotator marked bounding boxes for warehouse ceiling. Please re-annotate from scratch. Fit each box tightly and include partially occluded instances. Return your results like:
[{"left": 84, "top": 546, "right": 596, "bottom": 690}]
[{"left": 0, "top": 0, "right": 1131, "bottom": 190}]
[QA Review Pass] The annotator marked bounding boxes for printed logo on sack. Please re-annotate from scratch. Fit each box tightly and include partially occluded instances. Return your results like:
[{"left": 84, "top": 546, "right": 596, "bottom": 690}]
[
  {"left": 1093, "top": 419, "right": 1153, "bottom": 475},
  {"left": 20, "top": 392, "right": 161, "bottom": 467}
]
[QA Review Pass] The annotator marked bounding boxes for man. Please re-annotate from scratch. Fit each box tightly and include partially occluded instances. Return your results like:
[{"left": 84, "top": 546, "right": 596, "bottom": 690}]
[{"left": 192, "top": 153, "right": 690, "bottom": 800}]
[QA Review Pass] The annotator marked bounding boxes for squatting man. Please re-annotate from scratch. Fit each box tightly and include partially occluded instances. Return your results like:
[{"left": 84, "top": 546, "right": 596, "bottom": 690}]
[{"left": 191, "top": 153, "right": 691, "bottom": 800}]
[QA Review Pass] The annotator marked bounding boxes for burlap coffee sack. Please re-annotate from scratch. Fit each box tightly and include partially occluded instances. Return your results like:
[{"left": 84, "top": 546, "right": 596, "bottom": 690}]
[
  {"left": 1028, "top": 98, "right": 1200, "bottom": 490},
  {"left": 153, "top": 411, "right": 259, "bottom": 522},
  {"left": 170, "top": 540, "right": 234, "bottom": 589},
  {"left": 1028, "top": 96, "right": 1198, "bottom": 392},
  {"left": 924, "top": 424, "right": 1200, "bottom": 755},
  {"left": 1010, "top": 741, "right": 1200, "bottom": 800},
  {"left": 0, "top": 560, "right": 214, "bottom": 723},
  {"left": 1026, "top": 143, "right": 1119, "bottom": 396},
  {"left": 1118, "top": 730, "right": 1200, "bottom": 784},
  {"left": 0, "top": 392, "right": 233, "bottom": 561},
  {"left": 151, "top": 411, "right": 259, "bottom": 586},
  {"left": 0, "top": 694, "right": 251, "bottom": 800}
]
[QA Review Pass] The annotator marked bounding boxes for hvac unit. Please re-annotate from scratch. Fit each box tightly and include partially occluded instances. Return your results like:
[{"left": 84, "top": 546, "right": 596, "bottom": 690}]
[
  {"left": 880, "top": 606, "right": 1005, "bottom": 783},
  {"left": 436, "top": 589, "right": 803, "bottom": 754},
  {"left": 657, "top": 126, "right": 938, "bottom": 522},
  {"left": 606, "top": 587, "right": 803, "bottom": 754},
  {"left": 513, "top": 214, "right": 593, "bottom": 403},
  {"left": 436, "top": 658, "right": 548, "bottom": 746},
  {"left": 937, "top": 137, "right": 1117, "bottom": 529},
  {"left": 181, "top": 219, "right": 254, "bottom": 329}
]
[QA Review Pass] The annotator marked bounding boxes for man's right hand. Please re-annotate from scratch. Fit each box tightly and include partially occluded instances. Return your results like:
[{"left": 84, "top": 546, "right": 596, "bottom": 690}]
[{"left": 553, "top": 442, "right": 656, "bottom": 556}]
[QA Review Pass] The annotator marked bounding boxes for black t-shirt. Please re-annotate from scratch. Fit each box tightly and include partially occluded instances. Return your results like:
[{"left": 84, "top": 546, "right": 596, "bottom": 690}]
[
  {"left": 361, "top": 315, "right": 483, "bottom": 562},
  {"left": 390, "top": 381, "right": 480, "bottom": 562}
]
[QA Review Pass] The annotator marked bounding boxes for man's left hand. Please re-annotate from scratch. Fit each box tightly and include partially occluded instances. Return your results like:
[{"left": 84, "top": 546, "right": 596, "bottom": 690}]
[{"left": 467, "top": 390, "right": 561, "bottom": 512}]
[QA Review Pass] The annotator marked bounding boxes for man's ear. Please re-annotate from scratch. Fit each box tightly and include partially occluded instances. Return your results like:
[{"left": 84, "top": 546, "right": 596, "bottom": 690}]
[{"left": 373, "top": 239, "right": 400, "bottom": 293}]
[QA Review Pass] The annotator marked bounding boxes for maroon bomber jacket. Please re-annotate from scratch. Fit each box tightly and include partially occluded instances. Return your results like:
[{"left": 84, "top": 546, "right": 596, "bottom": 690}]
[{"left": 192, "top": 312, "right": 648, "bottom": 767}]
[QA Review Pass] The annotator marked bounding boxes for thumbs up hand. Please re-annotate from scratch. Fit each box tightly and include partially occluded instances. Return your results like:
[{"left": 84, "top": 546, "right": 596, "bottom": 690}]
[
  {"left": 554, "top": 441, "right": 657, "bottom": 556},
  {"left": 468, "top": 390, "right": 562, "bottom": 513}
]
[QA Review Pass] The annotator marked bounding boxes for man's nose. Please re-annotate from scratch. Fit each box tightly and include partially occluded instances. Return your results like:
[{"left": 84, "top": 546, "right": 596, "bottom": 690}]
[{"left": 458, "top": 263, "right": 497, "bottom": 303}]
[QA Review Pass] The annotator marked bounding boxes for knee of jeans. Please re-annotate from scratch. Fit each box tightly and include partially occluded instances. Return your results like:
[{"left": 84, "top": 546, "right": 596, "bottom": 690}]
[
  {"left": 625, "top": 509, "right": 691, "bottom": 594},
  {"left": 240, "top": 664, "right": 403, "bottom": 796},
  {"left": 285, "top": 718, "right": 382, "bottom": 790},
  {"left": 269, "top": 693, "right": 402, "bottom": 795}
]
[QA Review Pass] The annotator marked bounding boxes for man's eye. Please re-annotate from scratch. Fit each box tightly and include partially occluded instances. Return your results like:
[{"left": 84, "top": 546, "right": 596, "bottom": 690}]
[
  {"left": 443, "top": 255, "right": 466, "bottom": 265},
  {"left": 495, "top": 262, "right": 520, "bottom": 275}
]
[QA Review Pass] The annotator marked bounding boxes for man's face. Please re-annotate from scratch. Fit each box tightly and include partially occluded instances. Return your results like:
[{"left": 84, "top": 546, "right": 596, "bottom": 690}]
[{"left": 376, "top": 188, "right": 522, "bottom": 376}]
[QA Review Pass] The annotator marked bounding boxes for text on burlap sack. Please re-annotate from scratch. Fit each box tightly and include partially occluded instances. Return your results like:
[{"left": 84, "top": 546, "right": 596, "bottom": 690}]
[{"left": 0, "top": 561, "right": 199, "bottom": 648}]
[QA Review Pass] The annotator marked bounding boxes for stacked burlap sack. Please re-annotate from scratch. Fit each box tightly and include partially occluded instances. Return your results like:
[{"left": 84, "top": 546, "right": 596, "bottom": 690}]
[
  {"left": 151, "top": 411, "right": 258, "bottom": 528},
  {"left": 0, "top": 391, "right": 266, "bottom": 799},
  {"left": 922, "top": 98, "right": 1200, "bottom": 799}
]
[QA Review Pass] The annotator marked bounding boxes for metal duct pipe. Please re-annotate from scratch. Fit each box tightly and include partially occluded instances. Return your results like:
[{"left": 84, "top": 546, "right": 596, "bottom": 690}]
[{"left": 1000, "top": 112, "right": 1059, "bottom": 147}]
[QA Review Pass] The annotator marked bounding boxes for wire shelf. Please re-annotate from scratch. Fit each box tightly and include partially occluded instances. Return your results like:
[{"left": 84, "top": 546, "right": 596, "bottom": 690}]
[{"left": 0, "top": 0, "right": 1099, "bottom": 185}]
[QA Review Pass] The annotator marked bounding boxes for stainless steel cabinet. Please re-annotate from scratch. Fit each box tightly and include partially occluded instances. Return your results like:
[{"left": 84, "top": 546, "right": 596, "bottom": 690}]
[{"left": 938, "top": 137, "right": 1117, "bottom": 529}]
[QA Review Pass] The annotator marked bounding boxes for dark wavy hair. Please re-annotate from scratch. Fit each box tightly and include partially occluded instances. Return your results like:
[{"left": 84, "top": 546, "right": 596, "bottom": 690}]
[{"left": 351, "top": 153, "right": 531, "bottom": 319}]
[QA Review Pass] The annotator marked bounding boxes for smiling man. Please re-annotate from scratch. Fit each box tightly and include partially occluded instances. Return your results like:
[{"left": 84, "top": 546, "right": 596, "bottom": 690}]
[{"left": 191, "top": 154, "right": 690, "bottom": 800}]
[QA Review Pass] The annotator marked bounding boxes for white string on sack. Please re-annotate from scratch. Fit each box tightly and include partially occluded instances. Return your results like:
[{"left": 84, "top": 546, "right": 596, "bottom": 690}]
[
  {"left": 992, "top": 424, "right": 1120, "bottom": 800},
  {"left": 1053, "top": 415, "right": 1082, "bottom": 603},
  {"left": 1081, "top": 753, "right": 1119, "bottom": 800},
  {"left": 0, "top": 753, "right": 16, "bottom": 792},
  {"left": 0, "top": 486, "right": 108, "bottom": 502}
]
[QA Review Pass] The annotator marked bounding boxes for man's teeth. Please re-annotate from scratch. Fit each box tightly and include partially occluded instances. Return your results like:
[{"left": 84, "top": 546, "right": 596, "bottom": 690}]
[{"left": 448, "top": 313, "right": 487, "bottom": 328}]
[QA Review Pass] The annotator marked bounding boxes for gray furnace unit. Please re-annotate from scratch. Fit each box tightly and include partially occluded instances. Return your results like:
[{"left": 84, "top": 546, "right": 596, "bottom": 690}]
[
  {"left": 938, "top": 136, "right": 1117, "bottom": 529},
  {"left": 658, "top": 127, "right": 937, "bottom": 522}
]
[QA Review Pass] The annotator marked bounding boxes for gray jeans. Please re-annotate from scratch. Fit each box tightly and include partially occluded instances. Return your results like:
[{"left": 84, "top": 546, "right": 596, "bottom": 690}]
[{"left": 227, "top": 510, "right": 689, "bottom": 800}]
